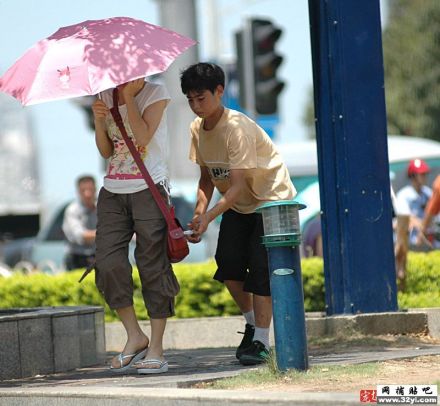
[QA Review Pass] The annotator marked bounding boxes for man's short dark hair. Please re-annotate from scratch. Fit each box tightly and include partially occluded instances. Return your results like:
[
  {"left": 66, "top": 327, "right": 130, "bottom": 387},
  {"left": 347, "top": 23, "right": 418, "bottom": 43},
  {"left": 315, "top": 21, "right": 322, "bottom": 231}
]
[
  {"left": 180, "top": 63, "right": 225, "bottom": 95},
  {"left": 76, "top": 175, "right": 95, "bottom": 188}
]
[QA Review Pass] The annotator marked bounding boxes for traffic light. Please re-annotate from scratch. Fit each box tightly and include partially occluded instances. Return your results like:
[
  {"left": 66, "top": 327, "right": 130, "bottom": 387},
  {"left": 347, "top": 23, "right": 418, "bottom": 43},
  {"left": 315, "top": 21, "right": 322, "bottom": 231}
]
[
  {"left": 251, "top": 19, "right": 285, "bottom": 115},
  {"left": 235, "top": 18, "right": 285, "bottom": 116}
]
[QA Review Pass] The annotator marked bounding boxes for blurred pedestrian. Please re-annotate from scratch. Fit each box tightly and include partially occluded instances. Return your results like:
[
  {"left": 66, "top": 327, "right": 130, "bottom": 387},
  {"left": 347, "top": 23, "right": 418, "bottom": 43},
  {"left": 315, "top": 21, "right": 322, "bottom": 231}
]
[
  {"left": 394, "top": 159, "right": 432, "bottom": 289},
  {"left": 180, "top": 63, "right": 296, "bottom": 366},
  {"left": 301, "top": 214, "right": 323, "bottom": 258},
  {"left": 395, "top": 159, "right": 432, "bottom": 248},
  {"left": 62, "top": 175, "right": 97, "bottom": 270},
  {"left": 418, "top": 174, "right": 440, "bottom": 248},
  {"left": 91, "top": 78, "right": 178, "bottom": 375}
]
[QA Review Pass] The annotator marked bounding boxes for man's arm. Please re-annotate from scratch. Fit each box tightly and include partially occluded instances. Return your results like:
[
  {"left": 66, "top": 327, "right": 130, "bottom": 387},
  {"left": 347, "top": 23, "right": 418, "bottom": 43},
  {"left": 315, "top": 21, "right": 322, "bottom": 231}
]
[
  {"left": 418, "top": 181, "right": 440, "bottom": 245},
  {"left": 186, "top": 166, "right": 214, "bottom": 243},
  {"left": 191, "top": 168, "right": 246, "bottom": 236},
  {"left": 194, "top": 166, "right": 214, "bottom": 215},
  {"left": 62, "top": 205, "right": 96, "bottom": 246},
  {"left": 421, "top": 184, "right": 440, "bottom": 235}
]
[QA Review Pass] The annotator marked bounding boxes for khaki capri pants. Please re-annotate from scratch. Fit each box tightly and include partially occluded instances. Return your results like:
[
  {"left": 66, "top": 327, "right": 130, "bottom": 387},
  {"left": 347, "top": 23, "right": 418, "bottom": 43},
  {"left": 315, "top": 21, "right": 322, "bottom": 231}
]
[{"left": 95, "top": 186, "right": 180, "bottom": 319}]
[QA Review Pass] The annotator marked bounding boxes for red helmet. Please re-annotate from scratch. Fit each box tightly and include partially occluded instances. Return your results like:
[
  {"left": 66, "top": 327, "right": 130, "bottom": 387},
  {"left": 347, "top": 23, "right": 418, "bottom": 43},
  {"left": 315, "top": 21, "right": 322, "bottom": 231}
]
[{"left": 407, "top": 159, "right": 430, "bottom": 176}]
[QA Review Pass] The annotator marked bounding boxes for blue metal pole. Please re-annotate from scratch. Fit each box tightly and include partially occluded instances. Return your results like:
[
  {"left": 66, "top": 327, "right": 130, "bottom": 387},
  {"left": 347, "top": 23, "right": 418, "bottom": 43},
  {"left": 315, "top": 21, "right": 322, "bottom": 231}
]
[
  {"left": 308, "top": 0, "right": 398, "bottom": 314},
  {"left": 267, "top": 246, "right": 308, "bottom": 371}
]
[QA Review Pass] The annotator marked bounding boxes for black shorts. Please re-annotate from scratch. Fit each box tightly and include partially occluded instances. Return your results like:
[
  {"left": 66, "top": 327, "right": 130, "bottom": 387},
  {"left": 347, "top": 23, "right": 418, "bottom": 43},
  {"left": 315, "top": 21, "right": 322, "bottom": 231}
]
[{"left": 214, "top": 209, "right": 270, "bottom": 296}]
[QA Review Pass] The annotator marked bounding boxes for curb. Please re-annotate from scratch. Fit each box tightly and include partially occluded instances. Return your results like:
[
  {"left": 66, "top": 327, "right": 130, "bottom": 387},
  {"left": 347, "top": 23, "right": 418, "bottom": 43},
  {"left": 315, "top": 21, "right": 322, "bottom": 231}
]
[
  {"left": 105, "top": 309, "right": 439, "bottom": 351},
  {"left": 0, "top": 387, "right": 361, "bottom": 406}
]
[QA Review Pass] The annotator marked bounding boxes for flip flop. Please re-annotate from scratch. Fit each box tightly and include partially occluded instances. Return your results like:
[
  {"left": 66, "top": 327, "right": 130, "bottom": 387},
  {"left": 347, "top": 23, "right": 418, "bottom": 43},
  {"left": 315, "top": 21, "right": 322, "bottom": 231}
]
[
  {"left": 109, "top": 347, "right": 148, "bottom": 372},
  {"left": 135, "top": 358, "right": 169, "bottom": 374}
]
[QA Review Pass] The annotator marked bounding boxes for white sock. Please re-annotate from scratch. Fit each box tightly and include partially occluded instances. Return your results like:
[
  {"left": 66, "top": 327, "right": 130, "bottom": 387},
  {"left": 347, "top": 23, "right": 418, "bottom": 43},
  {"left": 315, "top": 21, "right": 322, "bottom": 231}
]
[
  {"left": 253, "top": 327, "right": 270, "bottom": 349},
  {"left": 243, "top": 310, "right": 255, "bottom": 326}
]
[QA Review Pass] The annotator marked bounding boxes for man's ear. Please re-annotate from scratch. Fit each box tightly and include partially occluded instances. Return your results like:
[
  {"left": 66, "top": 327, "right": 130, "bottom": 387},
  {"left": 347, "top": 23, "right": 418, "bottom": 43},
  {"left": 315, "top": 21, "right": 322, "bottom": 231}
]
[{"left": 216, "top": 85, "right": 224, "bottom": 97}]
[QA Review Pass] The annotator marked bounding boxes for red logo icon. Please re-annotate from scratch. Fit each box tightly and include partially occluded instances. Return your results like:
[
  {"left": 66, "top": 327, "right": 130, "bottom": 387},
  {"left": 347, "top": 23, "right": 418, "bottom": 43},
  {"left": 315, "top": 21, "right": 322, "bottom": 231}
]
[{"left": 360, "top": 389, "right": 377, "bottom": 403}]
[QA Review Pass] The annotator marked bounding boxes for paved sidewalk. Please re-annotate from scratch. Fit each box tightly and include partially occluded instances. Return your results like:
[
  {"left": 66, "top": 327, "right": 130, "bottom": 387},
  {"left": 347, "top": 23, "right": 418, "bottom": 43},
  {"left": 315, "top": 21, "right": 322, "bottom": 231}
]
[
  {"left": 1, "top": 343, "right": 439, "bottom": 405},
  {"left": 1, "top": 310, "right": 439, "bottom": 405}
]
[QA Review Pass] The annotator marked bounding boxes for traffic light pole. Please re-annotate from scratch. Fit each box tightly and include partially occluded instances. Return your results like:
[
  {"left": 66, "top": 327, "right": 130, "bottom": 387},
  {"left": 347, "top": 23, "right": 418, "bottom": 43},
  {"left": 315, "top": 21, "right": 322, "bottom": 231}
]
[
  {"left": 237, "top": 20, "right": 257, "bottom": 119},
  {"left": 308, "top": 0, "right": 398, "bottom": 314},
  {"left": 156, "top": 0, "right": 199, "bottom": 181}
]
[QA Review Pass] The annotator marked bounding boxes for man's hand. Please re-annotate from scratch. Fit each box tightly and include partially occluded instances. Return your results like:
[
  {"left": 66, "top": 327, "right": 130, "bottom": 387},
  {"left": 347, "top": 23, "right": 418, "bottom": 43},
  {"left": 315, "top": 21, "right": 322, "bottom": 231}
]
[
  {"left": 191, "top": 213, "right": 211, "bottom": 235},
  {"left": 415, "top": 229, "right": 433, "bottom": 248},
  {"left": 186, "top": 213, "right": 211, "bottom": 243}
]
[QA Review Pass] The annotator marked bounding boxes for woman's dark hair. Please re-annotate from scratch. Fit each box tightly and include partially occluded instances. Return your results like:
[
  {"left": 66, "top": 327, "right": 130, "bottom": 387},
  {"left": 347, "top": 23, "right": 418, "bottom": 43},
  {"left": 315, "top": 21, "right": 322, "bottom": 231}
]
[{"left": 180, "top": 63, "right": 225, "bottom": 95}]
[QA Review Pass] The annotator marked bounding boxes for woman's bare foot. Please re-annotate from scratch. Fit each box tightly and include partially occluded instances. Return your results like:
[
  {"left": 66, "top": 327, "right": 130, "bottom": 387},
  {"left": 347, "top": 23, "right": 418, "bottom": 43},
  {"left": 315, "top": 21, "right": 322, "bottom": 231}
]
[
  {"left": 111, "top": 333, "right": 149, "bottom": 369},
  {"left": 134, "top": 346, "right": 164, "bottom": 370}
]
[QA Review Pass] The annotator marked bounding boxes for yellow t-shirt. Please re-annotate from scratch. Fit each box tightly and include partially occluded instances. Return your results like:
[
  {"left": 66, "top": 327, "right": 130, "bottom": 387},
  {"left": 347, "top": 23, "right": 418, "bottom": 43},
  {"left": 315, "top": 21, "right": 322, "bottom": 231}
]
[{"left": 189, "top": 108, "right": 296, "bottom": 214}]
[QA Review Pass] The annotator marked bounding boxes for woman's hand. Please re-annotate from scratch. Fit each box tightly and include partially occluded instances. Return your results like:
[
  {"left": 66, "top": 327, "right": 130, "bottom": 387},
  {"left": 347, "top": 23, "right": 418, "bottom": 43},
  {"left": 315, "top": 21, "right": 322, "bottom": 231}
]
[
  {"left": 122, "top": 78, "right": 145, "bottom": 99},
  {"left": 92, "top": 99, "right": 113, "bottom": 158},
  {"left": 92, "top": 99, "right": 109, "bottom": 128},
  {"left": 186, "top": 221, "right": 202, "bottom": 244}
]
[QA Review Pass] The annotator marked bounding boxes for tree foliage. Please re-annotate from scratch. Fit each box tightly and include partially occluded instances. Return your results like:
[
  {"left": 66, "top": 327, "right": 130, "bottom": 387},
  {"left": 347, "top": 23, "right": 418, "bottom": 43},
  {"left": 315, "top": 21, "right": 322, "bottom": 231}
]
[
  {"left": 303, "top": 0, "right": 440, "bottom": 141},
  {"left": 383, "top": 0, "right": 440, "bottom": 140}
]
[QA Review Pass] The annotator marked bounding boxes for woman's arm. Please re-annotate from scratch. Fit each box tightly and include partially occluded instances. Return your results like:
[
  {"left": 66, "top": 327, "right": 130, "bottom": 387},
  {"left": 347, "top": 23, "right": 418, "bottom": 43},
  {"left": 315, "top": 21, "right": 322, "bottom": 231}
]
[
  {"left": 123, "top": 80, "right": 168, "bottom": 147},
  {"left": 92, "top": 99, "right": 113, "bottom": 159}
]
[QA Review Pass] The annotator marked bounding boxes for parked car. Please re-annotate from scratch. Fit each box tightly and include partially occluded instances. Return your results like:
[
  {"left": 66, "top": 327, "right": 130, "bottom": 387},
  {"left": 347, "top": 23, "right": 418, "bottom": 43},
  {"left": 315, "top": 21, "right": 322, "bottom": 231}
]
[
  {"left": 2, "top": 194, "right": 213, "bottom": 273},
  {"left": 277, "top": 135, "right": 440, "bottom": 256},
  {"left": 279, "top": 135, "right": 440, "bottom": 195}
]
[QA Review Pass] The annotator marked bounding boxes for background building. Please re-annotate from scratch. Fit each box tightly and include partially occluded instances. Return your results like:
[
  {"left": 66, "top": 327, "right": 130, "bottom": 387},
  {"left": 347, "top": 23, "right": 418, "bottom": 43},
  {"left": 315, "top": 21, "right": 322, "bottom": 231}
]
[{"left": 0, "top": 93, "right": 40, "bottom": 239}]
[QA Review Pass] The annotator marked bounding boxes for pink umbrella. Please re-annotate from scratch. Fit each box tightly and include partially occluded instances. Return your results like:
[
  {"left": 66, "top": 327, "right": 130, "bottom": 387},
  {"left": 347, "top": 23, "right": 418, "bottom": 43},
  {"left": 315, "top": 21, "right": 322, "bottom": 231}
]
[{"left": 0, "top": 17, "right": 196, "bottom": 105}]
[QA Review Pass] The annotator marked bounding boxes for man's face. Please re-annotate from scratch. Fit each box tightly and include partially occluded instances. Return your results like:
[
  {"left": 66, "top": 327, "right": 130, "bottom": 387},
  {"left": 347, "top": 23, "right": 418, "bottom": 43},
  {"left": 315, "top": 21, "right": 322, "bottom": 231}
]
[
  {"left": 186, "top": 86, "right": 223, "bottom": 118},
  {"left": 78, "top": 180, "right": 96, "bottom": 209},
  {"left": 414, "top": 172, "right": 429, "bottom": 186}
]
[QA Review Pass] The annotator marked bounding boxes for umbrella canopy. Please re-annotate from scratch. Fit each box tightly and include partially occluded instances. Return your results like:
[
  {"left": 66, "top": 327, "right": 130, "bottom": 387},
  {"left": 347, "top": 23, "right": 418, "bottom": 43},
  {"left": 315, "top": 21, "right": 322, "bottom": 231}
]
[{"left": 0, "top": 17, "right": 196, "bottom": 105}]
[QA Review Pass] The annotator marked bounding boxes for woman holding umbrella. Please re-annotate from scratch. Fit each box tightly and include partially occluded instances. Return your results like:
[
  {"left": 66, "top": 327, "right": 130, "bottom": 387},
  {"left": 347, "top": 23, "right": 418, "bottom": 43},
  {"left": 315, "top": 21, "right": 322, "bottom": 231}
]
[
  {"left": 0, "top": 16, "right": 197, "bottom": 375},
  {"left": 92, "top": 78, "right": 178, "bottom": 374}
]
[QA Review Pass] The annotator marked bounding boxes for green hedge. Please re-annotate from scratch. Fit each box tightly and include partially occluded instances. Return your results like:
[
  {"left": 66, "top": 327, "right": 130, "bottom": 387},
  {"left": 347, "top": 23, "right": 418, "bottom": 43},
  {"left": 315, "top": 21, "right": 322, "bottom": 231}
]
[
  {"left": 398, "top": 251, "right": 440, "bottom": 309},
  {"left": 0, "top": 253, "right": 438, "bottom": 322}
]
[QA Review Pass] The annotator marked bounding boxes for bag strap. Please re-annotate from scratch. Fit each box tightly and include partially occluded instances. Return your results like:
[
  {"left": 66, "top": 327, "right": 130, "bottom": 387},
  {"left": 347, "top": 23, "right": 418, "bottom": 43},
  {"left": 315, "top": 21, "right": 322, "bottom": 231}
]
[{"left": 109, "top": 88, "right": 175, "bottom": 228}]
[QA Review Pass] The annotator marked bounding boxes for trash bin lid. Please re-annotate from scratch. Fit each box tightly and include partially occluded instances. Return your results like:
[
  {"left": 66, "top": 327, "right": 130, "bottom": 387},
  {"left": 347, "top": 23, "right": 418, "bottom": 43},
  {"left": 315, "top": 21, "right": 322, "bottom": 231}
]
[{"left": 255, "top": 200, "right": 306, "bottom": 212}]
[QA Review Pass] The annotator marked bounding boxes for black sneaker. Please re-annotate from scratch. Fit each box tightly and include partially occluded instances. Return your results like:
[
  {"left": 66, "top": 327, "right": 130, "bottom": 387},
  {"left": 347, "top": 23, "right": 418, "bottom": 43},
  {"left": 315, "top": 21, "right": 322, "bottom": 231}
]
[
  {"left": 239, "top": 340, "right": 269, "bottom": 365},
  {"left": 235, "top": 323, "right": 255, "bottom": 359}
]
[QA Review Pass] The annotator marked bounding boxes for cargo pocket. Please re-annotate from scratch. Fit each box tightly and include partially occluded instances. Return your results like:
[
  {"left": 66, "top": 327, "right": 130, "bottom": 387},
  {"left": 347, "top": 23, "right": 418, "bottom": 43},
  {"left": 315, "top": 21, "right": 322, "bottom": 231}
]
[{"left": 161, "top": 266, "right": 180, "bottom": 298}]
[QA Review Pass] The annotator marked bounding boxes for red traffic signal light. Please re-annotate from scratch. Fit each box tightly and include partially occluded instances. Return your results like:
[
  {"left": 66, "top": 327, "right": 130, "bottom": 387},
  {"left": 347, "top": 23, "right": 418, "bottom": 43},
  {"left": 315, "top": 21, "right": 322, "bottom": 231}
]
[{"left": 253, "top": 21, "right": 282, "bottom": 53}]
